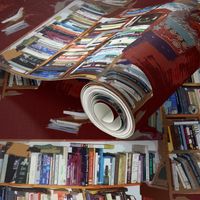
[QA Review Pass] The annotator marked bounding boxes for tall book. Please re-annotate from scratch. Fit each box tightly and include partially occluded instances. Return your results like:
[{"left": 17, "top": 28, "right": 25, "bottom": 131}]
[{"left": 132, "top": 144, "right": 149, "bottom": 181}]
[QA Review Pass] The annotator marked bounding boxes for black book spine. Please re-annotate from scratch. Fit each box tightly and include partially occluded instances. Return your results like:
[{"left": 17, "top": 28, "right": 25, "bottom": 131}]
[{"left": 185, "top": 154, "right": 200, "bottom": 185}]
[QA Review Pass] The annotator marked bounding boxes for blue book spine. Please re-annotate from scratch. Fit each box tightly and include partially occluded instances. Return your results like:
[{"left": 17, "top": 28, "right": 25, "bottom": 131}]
[
  {"left": 174, "top": 91, "right": 182, "bottom": 113},
  {"left": 39, "top": 154, "right": 51, "bottom": 185},
  {"left": 170, "top": 93, "right": 178, "bottom": 114},
  {"left": 98, "top": 148, "right": 104, "bottom": 185},
  {"left": 175, "top": 125, "right": 184, "bottom": 150},
  {"left": 179, "top": 125, "right": 188, "bottom": 150}
]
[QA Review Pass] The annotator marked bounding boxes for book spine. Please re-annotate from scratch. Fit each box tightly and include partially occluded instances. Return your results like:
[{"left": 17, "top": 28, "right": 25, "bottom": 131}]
[
  {"left": 126, "top": 153, "right": 132, "bottom": 184},
  {"left": 39, "top": 154, "right": 51, "bottom": 185},
  {"left": 131, "top": 153, "right": 140, "bottom": 183},
  {"left": 174, "top": 158, "right": 191, "bottom": 189},
  {"left": 28, "top": 153, "right": 38, "bottom": 184},
  {"left": 88, "top": 148, "right": 95, "bottom": 185},
  {"left": 171, "top": 160, "right": 179, "bottom": 191},
  {"left": 175, "top": 125, "right": 184, "bottom": 150},
  {"left": 98, "top": 148, "right": 104, "bottom": 185}
]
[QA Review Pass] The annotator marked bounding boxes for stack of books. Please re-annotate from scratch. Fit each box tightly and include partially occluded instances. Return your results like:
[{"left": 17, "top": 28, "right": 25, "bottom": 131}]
[{"left": 170, "top": 153, "right": 200, "bottom": 191}]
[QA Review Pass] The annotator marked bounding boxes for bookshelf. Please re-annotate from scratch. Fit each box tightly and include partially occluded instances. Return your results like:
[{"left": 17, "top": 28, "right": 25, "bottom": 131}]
[
  {"left": 0, "top": 140, "right": 158, "bottom": 200},
  {"left": 0, "top": 72, "right": 41, "bottom": 99},
  {"left": 0, "top": 0, "right": 199, "bottom": 140},
  {"left": 161, "top": 73, "right": 200, "bottom": 200},
  {"left": 139, "top": 69, "right": 200, "bottom": 200}
]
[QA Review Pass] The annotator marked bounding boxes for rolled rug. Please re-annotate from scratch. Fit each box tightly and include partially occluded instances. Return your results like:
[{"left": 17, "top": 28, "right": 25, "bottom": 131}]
[{"left": 0, "top": 0, "right": 199, "bottom": 138}]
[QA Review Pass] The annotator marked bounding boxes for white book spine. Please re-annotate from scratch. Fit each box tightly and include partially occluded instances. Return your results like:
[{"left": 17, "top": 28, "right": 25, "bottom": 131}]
[
  {"left": 176, "top": 162, "right": 191, "bottom": 189},
  {"left": 94, "top": 152, "right": 99, "bottom": 185},
  {"left": 57, "top": 147, "right": 68, "bottom": 185},
  {"left": 0, "top": 154, "right": 9, "bottom": 183},
  {"left": 175, "top": 164, "right": 187, "bottom": 189},
  {"left": 8, "top": 74, "right": 14, "bottom": 87},
  {"left": 137, "top": 158, "right": 142, "bottom": 183},
  {"left": 131, "top": 153, "right": 140, "bottom": 183},
  {"left": 171, "top": 161, "right": 180, "bottom": 191},
  {"left": 35, "top": 153, "right": 42, "bottom": 184},
  {"left": 57, "top": 154, "right": 63, "bottom": 185},
  {"left": 110, "top": 157, "right": 115, "bottom": 185},
  {"left": 54, "top": 154, "right": 59, "bottom": 185},
  {"left": 146, "top": 151, "right": 150, "bottom": 182},
  {"left": 28, "top": 153, "right": 39, "bottom": 184}
]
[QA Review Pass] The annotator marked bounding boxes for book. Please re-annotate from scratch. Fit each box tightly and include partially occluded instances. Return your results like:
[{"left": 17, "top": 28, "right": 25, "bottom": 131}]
[
  {"left": 4, "top": 155, "right": 25, "bottom": 183},
  {"left": 28, "top": 152, "right": 40, "bottom": 184},
  {"left": 131, "top": 153, "right": 140, "bottom": 183},
  {"left": 15, "top": 158, "right": 29, "bottom": 184},
  {"left": 167, "top": 126, "right": 174, "bottom": 152},
  {"left": 103, "top": 152, "right": 116, "bottom": 185},
  {"left": 0, "top": 154, "right": 9, "bottom": 183},
  {"left": 88, "top": 148, "right": 95, "bottom": 185},
  {"left": 132, "top": 144, "right": 149, "bottom": 182},
  {"left": 171, "top": 160, "right": 179, "bottom": 191}
]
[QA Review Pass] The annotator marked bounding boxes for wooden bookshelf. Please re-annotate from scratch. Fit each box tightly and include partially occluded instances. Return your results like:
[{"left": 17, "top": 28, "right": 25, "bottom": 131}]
[
  {"left": 161, "top": 82, "right": 200, "bottom": 200},
  {"left": 0, "top": 72, "right": 41, "bottom": 99},
  {"left": 0, "top": 183, "right": 140, "bottom": 189},
  {"left": 0, "top": 140, "right": 158, "bottom": 199}
]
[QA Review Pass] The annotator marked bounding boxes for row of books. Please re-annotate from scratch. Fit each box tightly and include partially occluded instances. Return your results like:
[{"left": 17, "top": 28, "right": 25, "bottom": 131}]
[
  {"left": 70, "top": 18, "right": 151, "bottom": 78},
  {"left": 1, "top": 0, "right": 173, "bottom": 80},
  {"left": 170, "top": 153, "right": 200, "bottom": 191},
  {"left": 163, "top": 87, "right": 200, "bottom": 115},
  {"left": 0, "top": 187, "right": 134, "bottom": 200},
  {"left": 0, "top": 143, "right": 158, "bottom": 186},
  {"left": 7, "top": 74, "right": 41, "bottom": 88},
  {"left": 101, "top": 59, "right": 152, "bottom": 108},
  {"left": 168, "top": 120, "right": 200, "bottom": 151},
  {"left": 7, "top": 1, "right": 107, "bottom": 77}
]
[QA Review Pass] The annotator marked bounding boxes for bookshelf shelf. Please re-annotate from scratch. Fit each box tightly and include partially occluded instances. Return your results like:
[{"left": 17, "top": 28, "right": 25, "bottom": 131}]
[
  {"left": 0, "top": 183, "right": 140, "bottom": 189},
  {"left": 0, "top": 72, "right": 41, "bottom": 98},
  {"left": 172, "top": 190, "right": 200, "bottom": 195},
  {"left": 170, "top": 149, "right": 200, "bottom": 154},
  {"left": 165, "top": 114, "right": 200, "bottom": 119},
  {"left": 6, "top": 86, "right": 39, "bottom": 90},
  {"left": 183, "top": 83, "right": 200, "bottom": 87}
]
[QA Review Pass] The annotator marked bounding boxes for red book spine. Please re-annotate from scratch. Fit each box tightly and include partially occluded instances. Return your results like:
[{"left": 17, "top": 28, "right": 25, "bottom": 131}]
[{"left": 88, "top": 148, "right": 95, "bottom": 185}]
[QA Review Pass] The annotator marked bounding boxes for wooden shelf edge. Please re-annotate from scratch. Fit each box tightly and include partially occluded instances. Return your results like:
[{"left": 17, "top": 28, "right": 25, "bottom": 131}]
[
  {"left": 0, "top": 183, "right": 140, "bottom": 189},
  {"left": 172, "top": 190, "right": 200, "bottom": 195},
  {"left": 170, "top": 149, "right": 200, "bottom": 154},
  {"left": 182, "top": 83, "right": 200, "bottom": 87},
  {"left": 165, "top": 114, "right": 200, "bottom": 119},
  {"left": 6, "top": 86, "right": 39, "bottom": 90},
  {"left": 141, "top": 183, "right": 168, "bottom": 191}
]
